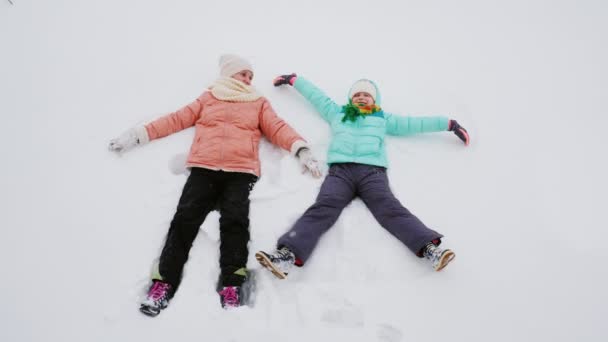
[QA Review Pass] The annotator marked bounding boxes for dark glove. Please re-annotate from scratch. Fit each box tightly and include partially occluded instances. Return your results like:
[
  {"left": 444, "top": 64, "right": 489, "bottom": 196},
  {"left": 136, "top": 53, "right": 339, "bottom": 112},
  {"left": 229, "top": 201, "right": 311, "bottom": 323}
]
[
  {"left": 448, "top": 120, "right": 470, "bottom": 146},
  {"left": 273, "top": 73, "right": 297, "bottom": 87}
]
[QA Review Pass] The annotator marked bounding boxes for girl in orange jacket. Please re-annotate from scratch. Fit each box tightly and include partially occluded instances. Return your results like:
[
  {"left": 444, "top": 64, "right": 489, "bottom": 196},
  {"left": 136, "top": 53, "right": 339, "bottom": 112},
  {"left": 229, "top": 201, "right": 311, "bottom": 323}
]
[{"left": 109, "top": 55, "right": 321, "bottom": 315}]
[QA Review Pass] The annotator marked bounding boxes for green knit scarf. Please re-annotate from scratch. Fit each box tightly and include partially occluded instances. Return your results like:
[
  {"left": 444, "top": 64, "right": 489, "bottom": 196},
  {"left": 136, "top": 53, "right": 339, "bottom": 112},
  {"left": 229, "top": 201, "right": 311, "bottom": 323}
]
[{"left": 341, "top": 102, "right": 382, "bottom": 122}]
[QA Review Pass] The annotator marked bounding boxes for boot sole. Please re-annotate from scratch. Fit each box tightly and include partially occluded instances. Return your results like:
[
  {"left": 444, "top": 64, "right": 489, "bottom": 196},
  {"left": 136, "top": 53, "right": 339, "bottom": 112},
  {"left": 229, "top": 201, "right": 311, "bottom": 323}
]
[
  {"left": 255, "top": 252, "right": 287, "bottom": 279},
  {"left": 139, "top": 305, "right": 161, "bottom": 317},
  {"left": 435, "top": 250, "right": 455, "bottom": 271}
]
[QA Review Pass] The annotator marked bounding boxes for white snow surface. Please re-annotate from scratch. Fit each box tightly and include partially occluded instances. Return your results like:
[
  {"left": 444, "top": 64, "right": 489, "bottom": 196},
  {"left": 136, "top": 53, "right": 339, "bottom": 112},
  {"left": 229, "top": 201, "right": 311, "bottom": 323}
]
[{"left": 1, "top": 1, "right": 607, "bottom": 341}]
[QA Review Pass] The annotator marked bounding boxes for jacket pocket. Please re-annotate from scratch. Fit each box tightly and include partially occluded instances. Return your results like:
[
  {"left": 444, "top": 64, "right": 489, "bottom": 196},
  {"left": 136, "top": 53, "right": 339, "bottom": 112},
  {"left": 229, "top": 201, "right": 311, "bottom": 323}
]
[{"left": 190, "top": 130, "right": 203, "bottom": 155}]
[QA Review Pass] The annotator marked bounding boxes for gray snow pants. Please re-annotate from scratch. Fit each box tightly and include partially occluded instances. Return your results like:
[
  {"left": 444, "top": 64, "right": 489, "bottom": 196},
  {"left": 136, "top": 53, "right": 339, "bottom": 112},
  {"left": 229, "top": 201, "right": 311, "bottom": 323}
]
[{"left": 278, "top": 163, "right": 443, "bottom": 264}]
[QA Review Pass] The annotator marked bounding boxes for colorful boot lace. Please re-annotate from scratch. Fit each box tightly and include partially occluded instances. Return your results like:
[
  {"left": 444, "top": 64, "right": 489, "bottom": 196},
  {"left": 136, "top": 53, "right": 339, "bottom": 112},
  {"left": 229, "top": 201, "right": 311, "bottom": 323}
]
[
  {"left": 140, "top": 280, "right": 172, "bottom": 317},
  {"left": 218, "top": 286, "right": 241, "bottom": 309}
]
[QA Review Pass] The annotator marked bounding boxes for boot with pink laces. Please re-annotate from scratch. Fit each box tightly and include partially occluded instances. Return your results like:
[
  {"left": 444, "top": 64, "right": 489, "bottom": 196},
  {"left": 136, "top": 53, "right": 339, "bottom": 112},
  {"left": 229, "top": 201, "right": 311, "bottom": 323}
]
[{"left": 140, "top": 280, "right": 173, "bottom": 317}]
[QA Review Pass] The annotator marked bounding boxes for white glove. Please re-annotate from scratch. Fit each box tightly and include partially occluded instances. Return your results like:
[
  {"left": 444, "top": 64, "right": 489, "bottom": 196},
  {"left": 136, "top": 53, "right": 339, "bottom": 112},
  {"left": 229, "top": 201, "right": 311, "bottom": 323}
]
[
  {"left": 108, "top": 126, "right": 149, "bottom": 153},
  {"left": 297, "top": 148, "right": 322, "bottom": 178}
]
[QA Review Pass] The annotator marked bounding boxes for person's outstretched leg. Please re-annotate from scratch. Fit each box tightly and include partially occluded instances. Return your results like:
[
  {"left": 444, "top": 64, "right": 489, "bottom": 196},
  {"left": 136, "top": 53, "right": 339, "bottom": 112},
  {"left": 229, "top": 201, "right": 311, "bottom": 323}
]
[
  {"left": 357, "top": 166, "right": 448, "bottom": 263},
  {"left": 217, "top": 173, "right": 257, "bottom": 286},
  {"left": 257, "top": 164, "right": 357, "bottom": 278},
  {"left": 278, "top": 164, "right": 357, "bottom": 263},
  {"left": 141, "top": 168, "right": 222, "bottom": 316},
  {"left": 216, "top": 172, "right": 257, "bottom": 309}
]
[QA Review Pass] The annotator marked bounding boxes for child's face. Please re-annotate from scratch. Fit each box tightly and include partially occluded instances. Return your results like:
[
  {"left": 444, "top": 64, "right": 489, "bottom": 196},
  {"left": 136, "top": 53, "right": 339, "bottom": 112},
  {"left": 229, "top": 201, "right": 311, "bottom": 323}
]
[
  {"left": 351, "top": 92, "right": 375, "bottom": 106},
  {"left": 231, "top": 70, "right": 254, "bottom": 85}
]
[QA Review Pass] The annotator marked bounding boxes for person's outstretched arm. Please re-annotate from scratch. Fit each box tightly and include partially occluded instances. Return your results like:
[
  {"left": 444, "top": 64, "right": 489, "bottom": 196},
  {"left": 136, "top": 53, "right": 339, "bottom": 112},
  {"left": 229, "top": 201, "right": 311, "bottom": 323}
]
[
  {"left": 259, "top": 99, "right": 322, "bottom": 178},
  {"left": 109, "top": 93, "right": 207, "bottom": 153},
  {"left": 274, "top": 74, "right": 341, "bottom": 123},
  {"left": 385, "top": 113, "right": 470, "bottom": 145}
]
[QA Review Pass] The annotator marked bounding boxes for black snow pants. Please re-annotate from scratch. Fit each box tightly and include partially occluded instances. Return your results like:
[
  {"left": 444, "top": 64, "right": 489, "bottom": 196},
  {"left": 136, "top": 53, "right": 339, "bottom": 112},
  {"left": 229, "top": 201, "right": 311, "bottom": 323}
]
[{"left": 156, "top": 167, "right": 257, "bottom": 292}]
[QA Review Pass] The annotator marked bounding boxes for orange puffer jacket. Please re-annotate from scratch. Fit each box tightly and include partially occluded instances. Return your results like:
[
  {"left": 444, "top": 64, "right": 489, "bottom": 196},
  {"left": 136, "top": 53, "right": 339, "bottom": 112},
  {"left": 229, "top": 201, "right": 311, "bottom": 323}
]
[{"left": 145, "top": 91, "right": 306, "bottom": 176}]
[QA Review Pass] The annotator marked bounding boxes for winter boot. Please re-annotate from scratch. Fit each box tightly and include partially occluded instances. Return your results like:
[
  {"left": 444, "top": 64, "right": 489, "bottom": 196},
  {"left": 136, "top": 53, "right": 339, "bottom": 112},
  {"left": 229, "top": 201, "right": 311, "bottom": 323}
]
[
  {"left": 423, "top": 243, "right": 455, "bottom": 271},
  {"left": 139, "top": 280, "right": 173, "bottom": 317},
  {"left": 218, "top": 286, "right": 241, "bottom": 309},
  {"left": 255, "top": 246, "right": 295, "bottom": 279}
]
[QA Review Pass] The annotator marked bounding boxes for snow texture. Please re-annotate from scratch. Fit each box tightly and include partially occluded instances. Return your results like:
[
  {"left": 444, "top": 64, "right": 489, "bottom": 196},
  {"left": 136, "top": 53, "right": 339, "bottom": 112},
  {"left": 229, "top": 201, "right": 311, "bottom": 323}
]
[{"left": 1, "top": 0, "right": 607, "bottom": 341}]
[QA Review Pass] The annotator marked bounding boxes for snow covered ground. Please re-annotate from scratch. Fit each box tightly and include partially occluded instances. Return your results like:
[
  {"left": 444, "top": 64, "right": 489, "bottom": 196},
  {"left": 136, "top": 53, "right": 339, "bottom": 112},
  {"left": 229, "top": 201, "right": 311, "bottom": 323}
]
[{"left": 2, "top": 0, "right": 607, "bottom": 341}]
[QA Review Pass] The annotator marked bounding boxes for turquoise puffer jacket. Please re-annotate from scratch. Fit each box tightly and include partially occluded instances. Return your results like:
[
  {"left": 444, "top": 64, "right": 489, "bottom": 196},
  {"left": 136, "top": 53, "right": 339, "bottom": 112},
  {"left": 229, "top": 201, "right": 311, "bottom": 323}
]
[{"left": 293, "top": 77, "right": 449, "bottom": 168}]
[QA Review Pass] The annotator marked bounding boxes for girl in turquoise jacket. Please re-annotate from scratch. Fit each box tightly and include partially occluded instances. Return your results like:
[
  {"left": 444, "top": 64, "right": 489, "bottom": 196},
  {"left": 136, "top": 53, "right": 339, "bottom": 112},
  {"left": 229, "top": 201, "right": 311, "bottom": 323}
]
[{"left": 256, "top": 74, "right": 469, "bottom": 278}]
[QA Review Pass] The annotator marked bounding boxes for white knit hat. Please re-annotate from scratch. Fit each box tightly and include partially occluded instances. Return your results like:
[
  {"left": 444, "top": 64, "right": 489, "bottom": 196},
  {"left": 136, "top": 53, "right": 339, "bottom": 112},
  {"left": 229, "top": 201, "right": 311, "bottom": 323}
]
[
  {"left": 219, "top": 54, "right": 253, "bottom": 77},
  {"left": 348, "top": 79, "right": 377, "bottom": 102}
]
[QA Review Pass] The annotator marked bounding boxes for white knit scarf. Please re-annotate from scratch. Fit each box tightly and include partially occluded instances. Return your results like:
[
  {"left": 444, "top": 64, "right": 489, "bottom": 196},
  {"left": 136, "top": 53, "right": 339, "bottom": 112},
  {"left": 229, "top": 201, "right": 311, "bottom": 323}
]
[{"left": 209, "top": 77, "right": 262, "bottom": 102}]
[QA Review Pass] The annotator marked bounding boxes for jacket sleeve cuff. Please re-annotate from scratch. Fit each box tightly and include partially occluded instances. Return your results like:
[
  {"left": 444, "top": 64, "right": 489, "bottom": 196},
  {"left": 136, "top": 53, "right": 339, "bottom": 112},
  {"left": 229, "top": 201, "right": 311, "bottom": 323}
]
[
  {"left": 290, "top": 139, "right": 309, "bottom": 157},
  {"left": 135, "top": 125, "right": 150, "bottom": 144}
]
